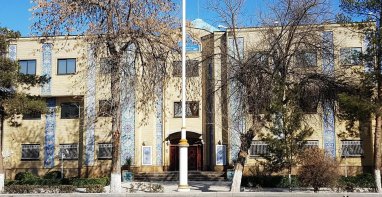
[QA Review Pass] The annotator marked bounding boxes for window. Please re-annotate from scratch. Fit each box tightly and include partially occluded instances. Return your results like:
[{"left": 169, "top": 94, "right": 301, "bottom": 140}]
[
  {"left": 341, "top": 140, "right": 363, "bottom": 157},
  {"left": 59, "top": 144, "right": 78, "bottom": 160},
  {"left": 304, "top": 140, "right": 319, "bottom": 149},
  {"left": 249, "top": 51, "right": 269, "bottom": 67},
  {"left": 61, "top": 102, "right": 79, "bottom": 119},
  {"left": 174, "top": 101, "right": 199, "bottom": 118},
  {"left": 297, "top": 51, "right": 317, "bottom": 67},
  {"left": 172, "top": 60, "right": 199, "bottom": 77},
  {"left": 22, "top": 111, "right": 41, "bottom": 120},
  {"left": 98, "top": 100, "right": 112, "bottom": 117},
  {"left": 249, "top": 141, "right": 268, "bottom": 156},
  {"left": 340, "top": 48, "right": 362, "bottom": 66},
  {"left": 21, "top": 144, "right": 40, "bottom": 160},
  {"left": 299, "top": 84, "right": 319, "bottom": 114},
  {"left": 19, "top": 60, "right": 36, "bottom": 75},
  {"left": 57, "top": 58, "right": 76, "bottom": 75},
  {"left": 98, "top": 143, "right": 112, "bottom": 159}
]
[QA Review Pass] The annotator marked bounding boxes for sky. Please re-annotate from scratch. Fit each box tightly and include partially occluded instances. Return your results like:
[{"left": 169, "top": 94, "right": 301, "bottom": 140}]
[{"left": 0, "top": 0, "right": 341, "bottom": 36}]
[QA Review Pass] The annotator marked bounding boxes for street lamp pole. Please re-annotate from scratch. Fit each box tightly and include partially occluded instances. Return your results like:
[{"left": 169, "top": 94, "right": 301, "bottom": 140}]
[{"left": 178, "top": 0, "right": 190, "bottom": 192}]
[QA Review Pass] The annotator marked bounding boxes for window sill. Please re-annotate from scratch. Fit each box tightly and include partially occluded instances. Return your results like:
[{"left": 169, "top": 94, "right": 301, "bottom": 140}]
[
  {"left": 98, "top": 158, "right": 112, "bottom": 160},
  {"left": 173, "top": 116, "right": 200, "bottom": 118},
  {"left": 57, "top": 73, "right": 76, "bottom": 76},
  {"left": 341, "top": 155, "right": 364, "bottom": 158},
  {"left": 21, "top": 159, "right": 40, "bottom": 161}
]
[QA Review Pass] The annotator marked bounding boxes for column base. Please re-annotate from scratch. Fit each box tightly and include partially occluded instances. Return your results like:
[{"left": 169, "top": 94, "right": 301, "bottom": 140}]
[{"left": 177, "top": 184, "right": 190, "bottom": 192}]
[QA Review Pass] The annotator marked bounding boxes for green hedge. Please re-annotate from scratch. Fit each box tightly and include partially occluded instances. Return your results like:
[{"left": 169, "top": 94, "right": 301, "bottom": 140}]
[
  {"left": 69, "top": 177, "right": 110, "bottom": 187},
  {"left": 241, "top": 174, "right": 376, "bottom": 190},
  {"left": 338, "top": 173, "right": 376, "bottom": 191},
  {"left": 5, "top": 185, "right": 75, "bottom": 194},
  {"left": 10, "top": 171, "right": 110, "bottom": 187},
  {"left": 241, "top": 175, "right": 283, "bottom": 188}
]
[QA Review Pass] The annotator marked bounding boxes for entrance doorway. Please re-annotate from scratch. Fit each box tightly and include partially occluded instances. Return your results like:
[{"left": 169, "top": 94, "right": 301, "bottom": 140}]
[{"left": 168, "top": 131, "right": 203, "bottom": 171}]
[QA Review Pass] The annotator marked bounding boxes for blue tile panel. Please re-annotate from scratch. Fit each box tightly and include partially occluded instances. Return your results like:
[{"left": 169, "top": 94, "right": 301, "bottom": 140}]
[
  {"left": 8, "top": 45, "right": 17, "bottom": 61},
  {"left": 155, "top": 82, "right": 163, "bottom": 165},
  {"left": 41, "top": 44, "right": 53, "bottom": 95},
  {"left": 322, "top": 31, "right": 336, "bottom": 157},
  {"left": 216, "top": 145, "right": 226, "bottom": 165},
  {"left": 363, "top": 32, "right": 373, "bottom": 72},
  {"left": 228, "top": 37, "right": 245, "bottom": 162},
  {"left": 120, "top": 45, "right": 136, "bottom": 165},
  {"left": 85, "top": 46, "right": 96, "bottom": 166},
  {"left": 44, "top": 98, "right": 56, "bottom": 168}
]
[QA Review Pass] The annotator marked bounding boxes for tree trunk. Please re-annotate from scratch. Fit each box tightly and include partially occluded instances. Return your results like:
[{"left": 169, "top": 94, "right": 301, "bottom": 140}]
[
  {"left": 375, "top": 114, "right": 382, "bottom": 193},
  {"left": 0, "top": 111, "right": 5, "bottom": 192},
  {"left": 375, "top": 8, "right": 382, "bottom": 193},
  {"left": 230, "top": 137, "right": 252, "bottom": 193},
  {"left": 230, "top": 153, "right": 245, "bottom": 192},
  {"left": 110, "top": 62, "right": 122, "bottom": 193}
]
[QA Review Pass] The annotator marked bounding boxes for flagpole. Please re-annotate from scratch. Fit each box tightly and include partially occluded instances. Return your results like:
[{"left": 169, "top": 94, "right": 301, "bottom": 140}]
[{"left": 177, "top": 0, "right": 190, "bottom": 192}]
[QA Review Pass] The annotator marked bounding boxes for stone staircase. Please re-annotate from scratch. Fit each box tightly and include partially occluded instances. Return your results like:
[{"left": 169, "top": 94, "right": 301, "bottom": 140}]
[{"left": 134, "top": 171, "right": 226, "bottom": 182}]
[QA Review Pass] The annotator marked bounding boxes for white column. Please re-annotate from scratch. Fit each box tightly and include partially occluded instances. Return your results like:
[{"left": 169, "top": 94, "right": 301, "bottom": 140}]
[{"left": 178, "top": 0, "right": 190, "bottom": 192}]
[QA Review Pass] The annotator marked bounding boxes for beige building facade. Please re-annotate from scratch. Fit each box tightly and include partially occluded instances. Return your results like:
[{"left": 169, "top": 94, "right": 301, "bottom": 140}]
[{"left": 2, "top": 21, "right": 374, "bottom": 179}]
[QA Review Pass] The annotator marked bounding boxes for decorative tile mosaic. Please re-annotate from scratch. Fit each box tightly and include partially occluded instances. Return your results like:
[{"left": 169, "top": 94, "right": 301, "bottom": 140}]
[
  {"left": 322, "top": 31, "right": 336, "bottom": 158},
  {"left": 85, "top": 46, "right": 96, "bottom": 166},
  {"left": 120, "top": 45, "right": 136, "bottom": 165},
  {"left": 155, "top": 82, "right": 163, "bottom": 166},
  {"left": 44, "top": 98, "right": 56, "bottom": 168},
  {"left": 228, "top": 38, "right": 245, "bottom": 162},
  {"left": 216, "top": 145, "right": 226, "bottom": 165},
  {"left": 142, "top": 146, "right": 152, "bottom": 165},
  {"left": 8, "top": 45, "right": 17, "bottom": 61},
  {"left": 363, "top": 32, "right": 373, "bottom": 72},
  {"left": 41, "top": 44, "right": 52, "bottom": 95}
]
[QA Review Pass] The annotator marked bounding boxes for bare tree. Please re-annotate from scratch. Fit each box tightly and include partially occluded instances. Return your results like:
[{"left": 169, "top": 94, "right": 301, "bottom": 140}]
[
  {"left": 208, "top": 0, "right": 339, "bottom": 192},
  {"left": 31, "top": 0, "right": 179, "bottom": 193}
]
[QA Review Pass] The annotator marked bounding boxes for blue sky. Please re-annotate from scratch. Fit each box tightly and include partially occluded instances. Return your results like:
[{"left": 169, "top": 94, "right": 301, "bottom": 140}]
[{"left": 0, "top": 0, "right": 341, "bottom": 36}]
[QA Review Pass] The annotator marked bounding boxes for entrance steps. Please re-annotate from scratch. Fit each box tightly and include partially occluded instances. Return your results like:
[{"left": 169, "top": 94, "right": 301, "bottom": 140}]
[{"left": 134, "top": 171, "right": 226, "bottom": 181}]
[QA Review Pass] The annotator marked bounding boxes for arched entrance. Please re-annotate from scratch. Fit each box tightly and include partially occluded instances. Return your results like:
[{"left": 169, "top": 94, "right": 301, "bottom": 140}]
[{"left": 168, "top": 131, "right": 203, "bottom": 171}]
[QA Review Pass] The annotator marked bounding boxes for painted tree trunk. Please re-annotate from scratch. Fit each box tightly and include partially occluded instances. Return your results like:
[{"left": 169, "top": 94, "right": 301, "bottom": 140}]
[
  {"left": 110, "top": 62, "right": 122, "bottom": 193},
  {"left": 230, "top": 158, "right": 244, "bottom": 192},
  {"left": 0, "top": 113, "right": 4, "bottom": 192}
]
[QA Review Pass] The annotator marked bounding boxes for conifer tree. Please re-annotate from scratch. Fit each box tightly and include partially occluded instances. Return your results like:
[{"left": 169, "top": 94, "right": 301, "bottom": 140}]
[
  {"left": 0, "top": 27, "right": 49, "bottom": 192},
  {"left": 338, "top": 0, "right": 382, "bottom": 192}
]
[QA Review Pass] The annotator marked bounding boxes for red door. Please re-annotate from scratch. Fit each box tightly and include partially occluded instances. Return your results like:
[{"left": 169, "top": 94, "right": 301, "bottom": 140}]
[
  {"left": 188, "top": 146, "right": 197, "bottom": 171},
  {"left": 170, "top": 145, "right": 203, "bottom": 171},
  {"left": 169, "top": 146, "right": 179, "bottom": 171}
]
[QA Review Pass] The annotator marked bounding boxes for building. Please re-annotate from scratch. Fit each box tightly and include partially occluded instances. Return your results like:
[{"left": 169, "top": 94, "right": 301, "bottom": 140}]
[{"left": 2, "top": 20, "right": 373, "bottom": 179}]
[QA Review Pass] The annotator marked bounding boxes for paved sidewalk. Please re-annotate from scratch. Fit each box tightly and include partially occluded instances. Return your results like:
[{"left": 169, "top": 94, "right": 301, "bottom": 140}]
[
  {"left": 1, "top": 181, "right": 382, "bottom": 196},
  {"left": 119, "top": 181, "right": 231, "bottom": 193}
]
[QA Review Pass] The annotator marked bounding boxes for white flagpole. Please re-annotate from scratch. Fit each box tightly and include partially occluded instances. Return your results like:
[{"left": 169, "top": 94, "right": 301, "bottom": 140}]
[{"left": 178, "top": 0, "right": 190, "bottom": 192}]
